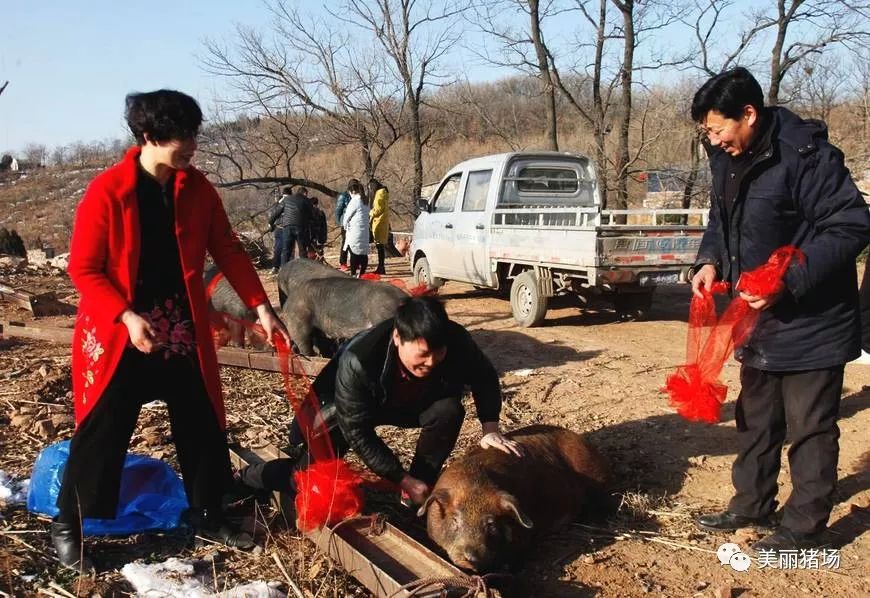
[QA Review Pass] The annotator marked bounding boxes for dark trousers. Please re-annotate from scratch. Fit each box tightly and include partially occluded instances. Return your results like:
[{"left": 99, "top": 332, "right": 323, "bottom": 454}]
[
  {"left": 57, "top": 349, "right": 233, "bottom": 521},
  {"left": 280, "top": 226, "right": 308, "bottom": 266},
  {"left": 339, "top": 229, "right": 348, "bottom": 266},
  {"left": 272, "top": 227, "right": 285, "bottom": 271},
  {"left": 238, "top": 397, "right": 465, "bottom": 493},
  {"left": 860, "top": 255, "right": 870, "bottom": 351},
  {"left": 349, "top": 251, "right": 368, "bottom": 277},
  {"left": 374, "top": 243, "right": 386, "bottom": 273},
  {"left": 727, "top": 365, "right": 843, "bottom": 534}
]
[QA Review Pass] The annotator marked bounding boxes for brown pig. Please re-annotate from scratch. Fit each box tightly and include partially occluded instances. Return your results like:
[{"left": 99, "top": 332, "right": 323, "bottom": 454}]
[{"left": 417, "top": 424, "right": 609, "bottom": 572}]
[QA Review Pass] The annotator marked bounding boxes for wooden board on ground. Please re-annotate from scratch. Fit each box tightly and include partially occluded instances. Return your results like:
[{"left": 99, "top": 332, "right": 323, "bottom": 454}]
[
  {"left": 0, "top": 282, "right": 77, "bottom": 317},
  {"left": 0, "top": 320, "right": 328, "bottom": 376},
  {"left": 228, "top": 444, "right": 465, "bottom": 598}
]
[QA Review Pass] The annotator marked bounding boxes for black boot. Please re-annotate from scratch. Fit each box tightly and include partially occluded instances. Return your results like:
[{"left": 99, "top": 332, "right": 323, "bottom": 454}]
[
  {"left": 186, "top": 508, "right": 255, "bottom": 550},
  {"left": 695, "top": 510, "right": 777, "bottom": 532},
  {"left": 50, "top": 520, "right": 94, "bottom": 571}
]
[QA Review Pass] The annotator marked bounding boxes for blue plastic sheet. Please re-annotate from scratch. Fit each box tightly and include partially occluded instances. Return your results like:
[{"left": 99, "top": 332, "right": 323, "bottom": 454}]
[{"left": 27, "top": 441, "right": 189, "bottom": 536}]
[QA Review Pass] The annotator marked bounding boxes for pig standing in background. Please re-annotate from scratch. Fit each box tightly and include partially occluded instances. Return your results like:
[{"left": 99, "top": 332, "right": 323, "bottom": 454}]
[
  {"left": 418, "top": 424, "right": 610, "bottom": 573},
  {"left": 278, "top": 258, "right": 408, "bottom": 356}
]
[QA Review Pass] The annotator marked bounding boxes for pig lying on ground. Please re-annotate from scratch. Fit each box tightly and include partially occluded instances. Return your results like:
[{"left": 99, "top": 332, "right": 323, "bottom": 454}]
[
  {"left": 418, "top": 424, "right": 610, "bottom": 573},
  {"left": 278, "top": 259, "right": 408, "bottom": 356},
  {"left": 204, "top": 264, "right": 263, "bottom": 347}
]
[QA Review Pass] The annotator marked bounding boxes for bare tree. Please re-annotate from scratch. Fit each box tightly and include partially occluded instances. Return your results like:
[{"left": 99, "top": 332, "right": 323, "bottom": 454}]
[
  {"left": 690, "top": 0, "right": 869, "bottom": 105},
  {"left": 201, "top": 0, "right": 407, "bottom": 191},
  {"left": 471, "top": 0, "right": 566, "bottom": 151},
  {"left": 788, "top": 54, "right": 847, "bottom": 121},
  {"left": 23, "top": 144, "right": 47, "bottom": 168},
  {"left": 342, "top": 0, "right": 465, "bottom": 208}
]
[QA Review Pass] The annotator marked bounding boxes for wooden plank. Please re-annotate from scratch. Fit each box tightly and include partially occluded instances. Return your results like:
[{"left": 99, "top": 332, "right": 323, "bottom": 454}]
[
  {"left": 228, "top": 444, "right": 463, "bottom": 598},
  {"left": 0, "top": 283, "right": 76, "bottom": 317},
  {"left": 0, "top": 320, "right": 328, "bottom": 377}
]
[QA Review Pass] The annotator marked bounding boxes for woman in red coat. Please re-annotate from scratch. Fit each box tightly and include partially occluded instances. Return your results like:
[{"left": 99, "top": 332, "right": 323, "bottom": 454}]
[{"left": 52, "top": 90, "right": 289, "bottom": 570}]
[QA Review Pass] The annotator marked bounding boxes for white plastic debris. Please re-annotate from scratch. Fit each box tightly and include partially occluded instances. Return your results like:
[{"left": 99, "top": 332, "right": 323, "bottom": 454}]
[
  {"left": 0, "top": 471, "right": 30, "bottom": 505},
  {"left": 509, "top": 368, "right": 535, "bottom": 377},
  {"left": 121, "top": 557, "right": 286, "bottom": 598}
]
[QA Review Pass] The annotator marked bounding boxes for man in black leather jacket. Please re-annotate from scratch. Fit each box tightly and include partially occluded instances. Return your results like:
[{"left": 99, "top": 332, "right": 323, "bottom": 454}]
[
  {"left": 239, "top": 296, "right": 521, "bottom": 506},
  {"left": 689, "top": 67, "right": 870, "bottom": 552}
]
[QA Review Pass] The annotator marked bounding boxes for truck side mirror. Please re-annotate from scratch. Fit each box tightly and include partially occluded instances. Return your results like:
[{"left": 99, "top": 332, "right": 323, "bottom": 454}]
[{"left": 416, "top": 197, "right": 430, "bottom": 213}]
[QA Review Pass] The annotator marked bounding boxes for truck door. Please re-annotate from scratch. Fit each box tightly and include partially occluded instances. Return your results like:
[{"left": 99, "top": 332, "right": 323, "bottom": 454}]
[
  {"left": 425, "top": 172, "right": 463, "bottom": 279},
  {"left": 452, "top": 169, "right": 493, "bottom": 285}
]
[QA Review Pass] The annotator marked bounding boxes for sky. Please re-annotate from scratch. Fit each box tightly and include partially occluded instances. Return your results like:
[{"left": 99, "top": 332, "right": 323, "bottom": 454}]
[
  {"left": 0, "top": 1, "right": 274, "bottom": 152},
  {"left": 1, "top": 0, "right": 826, "bottom": 155}
]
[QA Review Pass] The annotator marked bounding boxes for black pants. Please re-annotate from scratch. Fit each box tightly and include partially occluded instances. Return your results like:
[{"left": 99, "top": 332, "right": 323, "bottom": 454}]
[
  {"left": 339, "top": 229, "right": 348, "bottom": 266},
  {"left": 860, "top": 254, "right": 870, "bottom": 351},
  {"left": 238, "top": 397, "right": 465, "bottom": 493},
  {"left": 727, "top": 365, "right": 843, "bottom": 534},
  {"left": 349, "top": 251, "right": 368, "bottom": 277},
  {"left": 374, "top": 243, "right": 386, "bottom": 273},
  {"left": 272, "top": 227, "right": 285, "bottom": 271},
  {"left": 57, "top": 349, "right": 233, "bottom": 521},
  {"left": 281, "top": 226, "right": 308, "bottom": 266}
]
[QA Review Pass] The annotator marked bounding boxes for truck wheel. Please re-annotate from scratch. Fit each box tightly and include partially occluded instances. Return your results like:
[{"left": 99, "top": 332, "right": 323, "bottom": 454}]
[
  {"left": 614, "top": 290, "right": 654, "bottom": 322},
  {"left": 510, "top": 271, "right": 548, "bottom": 327},
  {"left": 413, "top": 257, "right": 444, "bottom": 290}
]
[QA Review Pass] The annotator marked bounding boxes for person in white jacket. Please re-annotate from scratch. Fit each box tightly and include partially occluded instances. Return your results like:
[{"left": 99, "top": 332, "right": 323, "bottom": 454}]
[{"left": 342, "top": 181, "right": 371, "bottom": 277}]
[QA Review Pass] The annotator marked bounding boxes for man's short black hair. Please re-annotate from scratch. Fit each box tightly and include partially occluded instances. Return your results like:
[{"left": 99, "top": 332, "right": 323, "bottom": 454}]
[
  {"left": 394, "top": 296, "right": 450, "bottom": 349},
  {"left": 691, "top": 67, "right": 765, "bottom": 122},
  {"left": 281, "top": 185, "right": 293, "bottom": 195},
  {"left": 125, "top": 89, "right": 203, "bottom": 144}
]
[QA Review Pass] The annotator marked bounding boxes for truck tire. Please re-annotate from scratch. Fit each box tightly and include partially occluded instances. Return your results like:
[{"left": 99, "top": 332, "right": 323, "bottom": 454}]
[
  {"left": 510, "top": 270, "right": 548, "bottom": 327},
  {"left": 614, "top": 290, "right": 654, "bottom": 322},
  {"left": 413, "top": 257, "right": 444, "bottom": 290}
]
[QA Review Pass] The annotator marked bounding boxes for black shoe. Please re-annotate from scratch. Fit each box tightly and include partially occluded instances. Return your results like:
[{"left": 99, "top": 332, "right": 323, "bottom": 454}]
[
  {"left": 50, "top": 521, "right": 94, "bottom": 571},
  {"left": 695, "top": 511, "right": 776, "bottom": 532},
  {"left": 187, "top": 508, "right": 256, "bottom": 550},
  {"left": 752, "top": 527, "right": 829, "bottom": 552},
  {"left": 374, "top": 268, "right": 386, "bottom": 275}
]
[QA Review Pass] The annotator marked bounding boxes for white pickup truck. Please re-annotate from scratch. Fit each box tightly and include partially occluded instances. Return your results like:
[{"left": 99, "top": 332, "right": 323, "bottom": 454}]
[{"left": 408, "top": 151, "right": 708, "bottom": 326}]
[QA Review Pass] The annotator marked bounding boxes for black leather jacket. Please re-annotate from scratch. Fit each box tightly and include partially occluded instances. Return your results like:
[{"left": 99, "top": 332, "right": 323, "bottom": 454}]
[{"left": 311, "top": 318, "right": 502, "bottom": 483}]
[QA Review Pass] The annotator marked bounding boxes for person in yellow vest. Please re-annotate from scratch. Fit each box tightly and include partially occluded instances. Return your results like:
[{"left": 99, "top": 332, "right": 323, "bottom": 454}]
[{"left": 368, "top": 178, "right": 389, "bottom": 275}]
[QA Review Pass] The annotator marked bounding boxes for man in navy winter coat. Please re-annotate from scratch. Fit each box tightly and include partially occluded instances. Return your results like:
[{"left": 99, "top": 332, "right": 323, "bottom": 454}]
[{"left": 690, "top": 67, "right": 870, "bottom": 552}]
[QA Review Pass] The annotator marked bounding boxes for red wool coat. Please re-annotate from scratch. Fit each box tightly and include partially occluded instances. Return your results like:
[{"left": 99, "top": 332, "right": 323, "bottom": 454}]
[{"left": 68, "top": 147, "right": 268, "bottom": 428}]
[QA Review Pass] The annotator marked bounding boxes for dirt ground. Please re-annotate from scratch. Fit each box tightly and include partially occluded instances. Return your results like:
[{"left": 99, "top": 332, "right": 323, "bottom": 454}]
[{"left": 0, "top": 255, "right": 867, "bottom": 597}]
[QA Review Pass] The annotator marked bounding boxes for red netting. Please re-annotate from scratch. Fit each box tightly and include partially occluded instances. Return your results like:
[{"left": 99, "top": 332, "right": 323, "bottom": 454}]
[{"left": 663, "top": 247, "right": 804, "bottom": 423}]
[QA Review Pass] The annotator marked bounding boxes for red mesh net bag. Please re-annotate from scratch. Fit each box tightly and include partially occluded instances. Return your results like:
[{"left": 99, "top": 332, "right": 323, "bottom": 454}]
[{"left": 663, "top": 247, "right": 804, "bottom": 423}]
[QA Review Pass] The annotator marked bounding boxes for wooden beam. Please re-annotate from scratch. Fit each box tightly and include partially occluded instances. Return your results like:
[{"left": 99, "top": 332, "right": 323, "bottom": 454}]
[
  {"left": 0, "top": 320, "right": 327, "bottom": 376},
  {"left": 0, "top": 283, "right": 76, "bottom": 317},
  {"left": 228, "top": 444, "right": 464, "bottom": 598}
]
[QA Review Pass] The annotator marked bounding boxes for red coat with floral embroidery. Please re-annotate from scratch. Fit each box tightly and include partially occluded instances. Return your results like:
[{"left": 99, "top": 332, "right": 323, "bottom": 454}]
[{"left": 68, "top": 147, "right": 268, "bottom": 428}]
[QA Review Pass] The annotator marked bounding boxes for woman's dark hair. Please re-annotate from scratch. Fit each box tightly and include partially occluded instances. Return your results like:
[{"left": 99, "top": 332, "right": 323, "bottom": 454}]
[
  {"left": 348, "top": 181, "right": 368, "bottom": 204},
  {"left": 394, "top": 296, "right": 450, "bottom": 349},
  {"left": 125, "top": 90, "right": 203, "bottom": 144},
  {"left": 347, "top": 178, "right": 360, "bottom": 189},
  {"left": 368, "top": 178, "right": 383, "bottom": 194},
  {"left": 281, "top": 185, "right": 293, "bottom": 195},
  {"left": 691, "top": 67, "right": 764, "bottom": 122}
]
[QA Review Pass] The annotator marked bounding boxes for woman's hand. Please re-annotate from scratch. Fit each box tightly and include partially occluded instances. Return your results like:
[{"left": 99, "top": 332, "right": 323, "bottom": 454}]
[
  {"left": 255, "top": 303, "right": 291, "bottom": 348},
  {"left": 480, "top": 421, "right": 523, "bottom": 457},
  {"left": 121, "top": 309, "right": 156, "bottom": 353}
]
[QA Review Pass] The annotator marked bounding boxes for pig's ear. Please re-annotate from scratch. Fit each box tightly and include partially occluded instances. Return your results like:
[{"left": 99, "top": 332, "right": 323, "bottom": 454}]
[
  {"left": 417, "top": 488, "right": 450, "bottom": 518},
  {"left": 499, "top": 492, "right": 533, "bottom": 529}
]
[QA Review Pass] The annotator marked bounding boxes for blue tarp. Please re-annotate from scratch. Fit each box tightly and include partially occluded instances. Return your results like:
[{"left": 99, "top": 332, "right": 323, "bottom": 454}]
[{"left": 27, "top": 441, "right": 189, "bottom": 536}]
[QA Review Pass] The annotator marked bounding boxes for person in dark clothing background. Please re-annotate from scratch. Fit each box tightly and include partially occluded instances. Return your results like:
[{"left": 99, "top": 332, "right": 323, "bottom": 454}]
[
  {"left": 309, "top": 195, "right": 328, "bottom": 261},
  {"left": 277, "top": 185, "right": 314, "bottom": 266},
  {"left": 334, "top": 178, "right": 358, "bottom": 271},
  {"left": 237, "top": 296, "right": 522, "bottom": 507},
  {"left": 689, "top": 67, "right": 870, "bottom": 552},
  {"left": 268, "top": 187, "right": 291, "bottom": 273}
]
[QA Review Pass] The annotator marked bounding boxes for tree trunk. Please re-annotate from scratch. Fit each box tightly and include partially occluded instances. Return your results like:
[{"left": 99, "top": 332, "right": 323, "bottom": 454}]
[
  {"left": 613, "top": 0, "right": 634, "bottom": 223},
  {"left": 529, "top": 0, "right": 558, "bottom": 151},
  {"left": 594, "top": 0, "right": 608, "bottom": 209},
  {"left": 410, "top": 95, "right": 424, "bottom": 209},
  {"left": 681, "top": 135, "right": 702, "bottom": 225}
]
